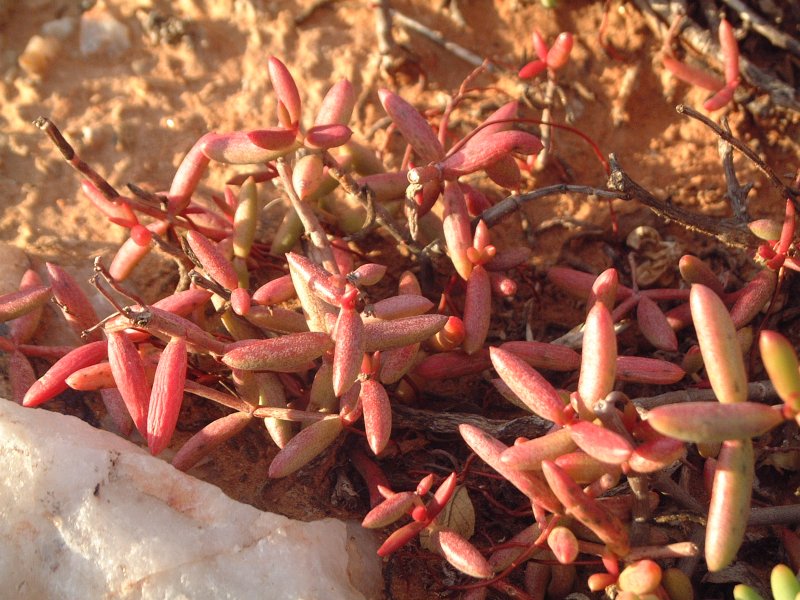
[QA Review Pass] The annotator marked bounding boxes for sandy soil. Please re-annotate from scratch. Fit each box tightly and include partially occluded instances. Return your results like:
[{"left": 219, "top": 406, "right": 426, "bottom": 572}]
[{"left": 2, "top": 1, "right": 799, "bottom": 597}]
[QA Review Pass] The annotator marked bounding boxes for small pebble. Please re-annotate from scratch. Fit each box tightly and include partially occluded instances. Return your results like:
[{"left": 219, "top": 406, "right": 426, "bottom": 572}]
[
  {"left": 41, "top": 17, "right": 77, "bottom": 40},
  {"left": 18, "top": 35, "right": 61, "bottom": 77},
  {"left": 79, "top": 7, "right": 130, "bottom": 57}
]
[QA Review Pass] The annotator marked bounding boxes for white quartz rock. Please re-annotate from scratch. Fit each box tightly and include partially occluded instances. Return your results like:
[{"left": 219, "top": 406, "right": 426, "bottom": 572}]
[{"left": 0, "top": 399, "right": 382, "bottom": 599}]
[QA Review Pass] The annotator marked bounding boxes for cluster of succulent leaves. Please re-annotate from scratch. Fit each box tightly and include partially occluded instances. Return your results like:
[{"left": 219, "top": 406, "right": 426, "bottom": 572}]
[
  {"left": 735, "top": 564, "right": 800, "bottom": 600},
  {"left": 1, "top": 32, "right": 798, "bottom": 599}
]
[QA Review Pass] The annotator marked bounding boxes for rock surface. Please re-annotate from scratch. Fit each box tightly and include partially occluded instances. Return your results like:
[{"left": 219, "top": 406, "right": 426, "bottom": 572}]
[{"left": 0, "top": 399, "right": 383, "bottom": 599}]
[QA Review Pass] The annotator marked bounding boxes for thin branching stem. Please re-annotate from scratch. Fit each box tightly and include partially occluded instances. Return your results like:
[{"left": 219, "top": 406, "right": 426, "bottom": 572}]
[
  {"left": 478, "top": 184, "right": 621, "bottom": 228},
  {"left": 677, "top": 104, "right": 800, "bottom": 209}
]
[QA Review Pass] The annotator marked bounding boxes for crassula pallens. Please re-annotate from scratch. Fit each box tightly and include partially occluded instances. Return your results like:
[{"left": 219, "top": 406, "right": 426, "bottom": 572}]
[{"left": 17, "top": 31, "right": 800, "bottom": 597}]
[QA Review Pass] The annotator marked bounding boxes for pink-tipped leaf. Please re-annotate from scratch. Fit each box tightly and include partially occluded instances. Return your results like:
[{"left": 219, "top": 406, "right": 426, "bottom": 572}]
[
  {"left": 107, "top": 331, "right": 150, "bottom": 435},
  {"left": 22, "top": 340, "right": 108, "bottom": 407},
  {"left": 490, "top": 346, "right": 566, "bottom": 424},
  {"left": 268, "top": 56, "right": 302, "bottom": 127},
  {"left": 268, "top": 415, "right": 343, "bottom": 478},
  {"left": 646, "top": 401, "right": 784, "bottom": 443},
  {"left": 147, "top": 336, "right": 187, "bottom": 455},
  {"left": 361, "top": 379, "right": 392, "bottom": 455},
  {"left": 378, "top": 89, "right": 444, "bottom": 164},
  {"left": 576, "top": 302, "right": 617, "bottom": 419},
  {"left": 690, "top": 283, "right": 747, "bottom": 403},
  {"left": 462, "top": 266, "right": 491, "bottom": 355}
]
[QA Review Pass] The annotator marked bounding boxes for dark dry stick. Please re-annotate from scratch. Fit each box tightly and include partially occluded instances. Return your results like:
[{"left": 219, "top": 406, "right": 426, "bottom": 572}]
[
  {"left": 634, "top": 380, "right": 777, "bottom": 410},
  {"left": 607, "top": 153, "right": 759, "bottom": 249},
  {"left": 748, "top": 504, "right": 800, "bottom": 526},
  {"left": 720, "top": 0, "right": 800, "bottom": 59},
  {"left": 677, "top": 104, "right": 800, "bottom": 209},
  {"left": 388, "top": 8, "right": 499, "bottom": 72},
  {"left": 632, "top": 0, "right": 800, "bottom": 113},
  {"left": 478, "top": 184, "right": 621, "bottom": 228},
  {"left": 717, "top": 116, "right": 752, "bottom": 221},
  {"left": 651, "top": 471, "right": 707, "bottom": 515},
  {"left": 391, "top": 403, "right": 550, "bottom": 440},
  {"left": 92, "top": 257, "right": 147, "bottom": 307},
  {"left": 34, "top": 116, "right": 120, "bottom": 199}
]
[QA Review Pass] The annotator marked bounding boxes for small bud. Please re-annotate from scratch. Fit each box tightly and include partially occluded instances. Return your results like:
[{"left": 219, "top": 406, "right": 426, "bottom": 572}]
[
  {"left": 628, "top": 436, "right": 687, "bottom": 473},
  {"left": 679, "top": 255, "right": 724, "bottom": 295},
  {"left": 252, "top": 275, "right": 297, "bottom": 306},
  {"left": 748, "top": 218, "right": 783, "bottom": 241},
  {"left": 348, "top": 263, "right": 387, "bottom": 287},
  {"left": 617, "top": 559, "right": 662, "bottom": 595},
  {"left": 547, "top": 526, "right": 579, "bottom": 564},
  {"left": 729, "top": 269, "right": 777, "bottom": 328},
  {"left": 362, "top": 491, "right": 417, "bottom": 528},
  {"left": 546, "top": 32, "right": 573, "bottom": 71},
  {"left": 518, "top": 59, "right": 547, "bottom": 79},
  {"left": 230, "top": 287, "right": 251, "bottom": 316},
  {"left": 637, "top": 295, "right": 678, "bottom": 351}
]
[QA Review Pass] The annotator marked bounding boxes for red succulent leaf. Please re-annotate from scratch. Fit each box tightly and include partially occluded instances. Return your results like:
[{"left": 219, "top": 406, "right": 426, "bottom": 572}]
[
  {"left": 378, "top": 89, "right": 445, "bottom": 164},
  {"left": 172, "top": 411, "right": 253, "bottom": 471},
  {"left": 435, "top": 530, "right": 493, "bottom": 579},
  {"left": 490, "top": 346, "right": 567, "bottom": 425},
  {"left": 23, "top": 340, "right": 109, "bottom": 407},
  {"left": 636, "top": 295, "right": 678, "bottom": 351},
  {"left": 147, "top": 336, "right": 187, "bottom": 455},
  {"left": 361, "top": 379, "right": 392, "bottom": 455},
  {"left": 568, "top": 421, "right": 633, "bottom": 465},
  {"left": 268, "top": 415, "right": 344, "bottom": 478},
  {"left": 362, "top": 491, "right": 417, "bottom": 529},
  {"left": 107, "top": 330, "right": 150, "bottom": 435}
]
